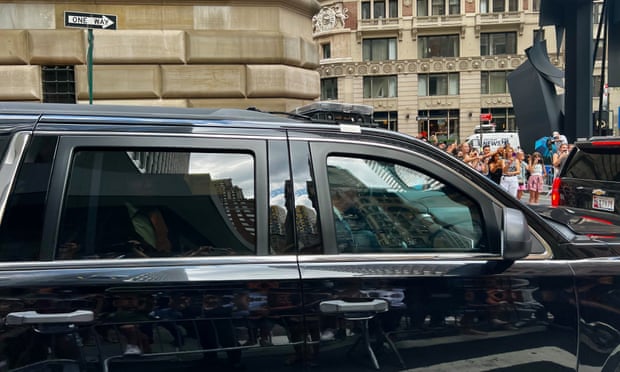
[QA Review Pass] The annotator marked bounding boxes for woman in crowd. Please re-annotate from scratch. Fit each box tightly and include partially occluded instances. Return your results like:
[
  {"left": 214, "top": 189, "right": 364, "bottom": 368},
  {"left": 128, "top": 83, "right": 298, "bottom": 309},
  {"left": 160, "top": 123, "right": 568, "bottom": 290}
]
[
  {"left": 527, "top": 151, "right": 547, "bottom": 205},
  {"left": 487, "top": 151, "right": 503, "bottom": 185},
  {"left": 552, "top": 142, "right": 570, "bottom": 179},
  {"left": 467, "top": 148, "right": 488, "bottom": 175},
  {"left": 500, "top": 146, "right": 521, "bottom": 198},
  {"left": 516, "top": 150, "right": 529, "bottom": 201},
  {"left": 457, "top": 142, "right": 472, "bottom": 162}
]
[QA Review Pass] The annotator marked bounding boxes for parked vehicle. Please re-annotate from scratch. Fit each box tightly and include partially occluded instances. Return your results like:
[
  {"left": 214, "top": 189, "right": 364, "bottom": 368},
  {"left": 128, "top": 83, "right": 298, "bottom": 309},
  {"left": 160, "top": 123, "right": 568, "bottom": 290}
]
[
  {"left": 466, "top": 131, "right": 521, "bottom": 151},
  {"left": 532, "top": 204, "right": 620, "bottom": 241},
  {"left": 551, "top": 136, "right": 620, "bottom": 213},
  {"left": 2, "top": 103, "right": 620, "bottom": 371}
]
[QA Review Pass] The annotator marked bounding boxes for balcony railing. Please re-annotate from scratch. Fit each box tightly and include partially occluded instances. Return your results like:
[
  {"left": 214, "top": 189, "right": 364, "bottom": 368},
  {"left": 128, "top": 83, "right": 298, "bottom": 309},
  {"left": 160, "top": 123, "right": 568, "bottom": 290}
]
[
  {"left": 413, "top": 14, "right": 465, "bottom": 28},
  {"left": 476, "top": 11, "right": 523, "bottom": 25},
  {"left": 359, "top": 17, "right": 402, "bottom": 30}
]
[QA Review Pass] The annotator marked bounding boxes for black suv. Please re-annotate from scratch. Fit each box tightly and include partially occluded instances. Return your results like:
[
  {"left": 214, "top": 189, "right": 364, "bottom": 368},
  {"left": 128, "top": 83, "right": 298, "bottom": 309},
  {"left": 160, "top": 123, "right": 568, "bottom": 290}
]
[
  {"left": 551, "top": 136, "right": 620, "bottom": 213},
  {"left": 2, "top": 103, "right": 620, "bottom": 372}
]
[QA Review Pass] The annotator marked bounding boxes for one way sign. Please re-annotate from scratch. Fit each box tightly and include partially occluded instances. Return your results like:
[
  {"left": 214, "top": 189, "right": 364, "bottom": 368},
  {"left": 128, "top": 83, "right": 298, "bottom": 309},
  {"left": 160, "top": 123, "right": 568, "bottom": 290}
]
[{"left": 64, "top": 11, "right": 117, "bottom": 30}]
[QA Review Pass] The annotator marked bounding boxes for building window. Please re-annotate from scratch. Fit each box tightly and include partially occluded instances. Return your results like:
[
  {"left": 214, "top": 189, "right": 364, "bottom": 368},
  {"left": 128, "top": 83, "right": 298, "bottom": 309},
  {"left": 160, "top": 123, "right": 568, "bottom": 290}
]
[
  {"left": 594, "top": 39, "right": 605, "bottom": 61},
  {"left": 417, "top": 0, "right": 428, "bottom": 16},
  {"left": 481, "top": 71, "right": 509, "bottom": 94},
  {"left": 508, "top": 0, "right": 518, "bottom": 11},
  {"left": 419, "top": 35, "right": 459, "bottom": 58},
  {"left": 593, "top": 75, "right": 602, "bottom": 97},
  {"left": 481, "top": 107, "right": 516, "bottom": 131},
  {"left": 533, "top": 29, "right": 545, "bottom": 42},
  {"left": 363, "top": 75, "right": 398, "bottom": 98},
  {"left": 322, "top": 43, "right": 331, "bottom": 59},
  {"left": 418, "top": 73, "right": 459, "bottom": 96},
  {"left": 42, "top": 66, "right": 76, "bottom": 103},
  {"left": 374, "top": 111, "right": 398, "bottom": 131},
  {"left": 417, "top": 0, "right": 460, "bottom": 16},
  {"left": 449, "top": 0, "right": 460, "bottom": 14},
  {"left": 362, "top": 1, "right": 371, "bottom": 19},
  {"left": 363, "top": 38, "right": 397, "bottom": 61},
  {"left": 533, "top": 0, "right": 541, "bottom": 11},
  {"left": 374, "top": 0, "right": 386, "bottom": 17},
  {"left": 362, "top": 0, "right": 398, "bottom": 18},
  {"left": 432, "top": 0, "right": 445, "bottom": 15},
  {"left": 480, "top": 0, "right": 517, "bottom": 13},
  {"left": 321, "top": 78, "right": 339, "bottom": 100},
  {"left": 417, "top": 109, "right": 460, "bottom": 144},
  {"left": 594, "top": 2, "right": 603, "bottom": 25},
  {"left": 389, "top": 0, "right": 398, "bottom": 17},
  {"left": 480, "top": 32, "right": 517, "bottom": 56}
]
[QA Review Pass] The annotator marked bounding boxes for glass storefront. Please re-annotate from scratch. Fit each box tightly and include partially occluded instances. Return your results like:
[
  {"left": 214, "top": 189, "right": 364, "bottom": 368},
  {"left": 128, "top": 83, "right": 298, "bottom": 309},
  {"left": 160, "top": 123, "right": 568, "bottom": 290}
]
[{"left": 417, "top": 109, "right": 459, "bottom": 143}]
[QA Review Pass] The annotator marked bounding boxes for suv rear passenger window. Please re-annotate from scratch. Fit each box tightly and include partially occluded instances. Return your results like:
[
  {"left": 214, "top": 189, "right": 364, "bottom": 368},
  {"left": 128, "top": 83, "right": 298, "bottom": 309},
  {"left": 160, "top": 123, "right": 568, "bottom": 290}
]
[
  {"left": 327, "top": 156, "right": 487, "bottom": 253},
  {"left": 57, "top": 149, "right": 256, "bottom": 259}
]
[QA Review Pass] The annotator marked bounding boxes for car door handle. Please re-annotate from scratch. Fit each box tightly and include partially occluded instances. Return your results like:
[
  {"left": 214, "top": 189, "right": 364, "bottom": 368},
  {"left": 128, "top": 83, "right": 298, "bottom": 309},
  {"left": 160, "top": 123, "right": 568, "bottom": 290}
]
[
  {"left": 319, "top": 299, "right": 388, "bottom": 314},
  {"left": 5, "top": 310, "right": 94, "bottom": 325}
]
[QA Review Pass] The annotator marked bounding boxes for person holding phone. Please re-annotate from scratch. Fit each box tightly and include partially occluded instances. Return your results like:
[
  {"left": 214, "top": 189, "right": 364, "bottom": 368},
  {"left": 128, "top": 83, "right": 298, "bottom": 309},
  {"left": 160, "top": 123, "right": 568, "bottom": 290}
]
[
  {"left": 552, "top": 143, "right": 570, "bottom": 179},
  {"left": 527, "top": 152, "right": 547, "bottom": 205},
  {"left": 500, "top": 146, "right": 521, "bottom": 198}
]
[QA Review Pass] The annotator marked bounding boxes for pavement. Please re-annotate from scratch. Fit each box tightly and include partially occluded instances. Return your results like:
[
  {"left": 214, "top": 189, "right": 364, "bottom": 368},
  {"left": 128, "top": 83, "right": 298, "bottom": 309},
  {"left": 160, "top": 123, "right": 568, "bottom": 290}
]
[{"left": 517, "top": 185, "right": 551, "bottom": 206}]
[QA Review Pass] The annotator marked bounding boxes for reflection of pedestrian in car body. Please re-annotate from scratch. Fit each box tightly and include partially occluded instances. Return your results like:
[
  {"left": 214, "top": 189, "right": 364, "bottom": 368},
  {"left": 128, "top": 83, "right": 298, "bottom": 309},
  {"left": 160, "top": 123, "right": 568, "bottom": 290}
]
[
  {"left": 106, "top": 294, "right": 153, "bottom": 355},
  {"left": 196, "top": 292, "right": 249, "bottom": 371}
]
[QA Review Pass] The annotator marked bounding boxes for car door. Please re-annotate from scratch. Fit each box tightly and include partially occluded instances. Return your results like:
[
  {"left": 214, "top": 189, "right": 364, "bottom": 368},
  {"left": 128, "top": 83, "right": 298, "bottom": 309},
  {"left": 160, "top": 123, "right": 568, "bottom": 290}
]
[
  {"left": 0, "top": 130, "right": 304, "bottom": 372},
  {"left": 295, "top": 139, "right": 579, "bottom": 371}
]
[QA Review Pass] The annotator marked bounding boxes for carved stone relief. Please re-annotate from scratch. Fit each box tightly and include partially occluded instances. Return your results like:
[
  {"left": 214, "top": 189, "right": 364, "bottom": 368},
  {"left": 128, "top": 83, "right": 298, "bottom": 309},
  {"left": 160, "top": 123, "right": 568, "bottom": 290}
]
[{"left": 313, "top": 3, "right": 349, "bottom": 34}]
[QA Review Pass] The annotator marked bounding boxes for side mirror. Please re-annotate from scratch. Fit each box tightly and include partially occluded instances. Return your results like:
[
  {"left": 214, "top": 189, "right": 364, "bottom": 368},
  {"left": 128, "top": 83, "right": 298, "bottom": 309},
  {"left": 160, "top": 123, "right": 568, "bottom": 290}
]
[{"left": 502, "top": 207, "right": 531, "bottom": 260}]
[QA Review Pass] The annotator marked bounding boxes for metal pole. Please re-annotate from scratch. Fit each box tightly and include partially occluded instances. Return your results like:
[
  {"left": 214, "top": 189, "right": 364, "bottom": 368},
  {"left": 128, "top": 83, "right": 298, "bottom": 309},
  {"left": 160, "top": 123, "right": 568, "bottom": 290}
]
[
  {"left": 597, "top": 4, "right": 609, "bottom": 136},
  {"left": 87, "top": 29, "right": 94, "bottom": 104}
]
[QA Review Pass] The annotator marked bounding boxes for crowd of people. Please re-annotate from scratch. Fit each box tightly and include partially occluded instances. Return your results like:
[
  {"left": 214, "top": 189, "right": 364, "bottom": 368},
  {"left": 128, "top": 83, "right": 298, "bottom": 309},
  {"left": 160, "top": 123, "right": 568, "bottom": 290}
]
[{"left": 426, "top": 132, "right": 572, "bottom": 205}]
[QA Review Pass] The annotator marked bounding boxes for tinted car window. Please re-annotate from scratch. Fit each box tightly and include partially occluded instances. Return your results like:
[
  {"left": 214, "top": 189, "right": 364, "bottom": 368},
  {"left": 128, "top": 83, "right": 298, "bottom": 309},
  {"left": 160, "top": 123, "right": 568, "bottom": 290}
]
[
  {"left": 0, "top": 136, "right": 57, "bottom": 261},
  {"left": 57, "top": 149, "right": 256, "bottom": 259},
  {"left": 563, "top": 147, "right": 620, "bottom": 181},
  {"left": 327, "top": 156, "right": 486, "bottom": 253}
]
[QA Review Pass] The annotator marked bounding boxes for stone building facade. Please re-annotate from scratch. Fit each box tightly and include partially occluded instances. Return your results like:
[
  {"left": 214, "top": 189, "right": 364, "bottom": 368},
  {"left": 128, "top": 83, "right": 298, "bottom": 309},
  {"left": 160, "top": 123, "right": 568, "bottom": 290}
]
[
  {"left": 313, "top": 0, "right": 614, "bottom": 141},
  {"left": 0, "top": 1, "right": 321, "bottom": 111}
]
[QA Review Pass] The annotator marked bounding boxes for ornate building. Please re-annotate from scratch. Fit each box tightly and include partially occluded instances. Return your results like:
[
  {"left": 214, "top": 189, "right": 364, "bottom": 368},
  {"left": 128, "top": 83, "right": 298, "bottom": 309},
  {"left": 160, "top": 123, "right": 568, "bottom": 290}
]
[
  {"left": 313, "top": 0, "right": 613, "bottom": 142},
  {"left": 0, "top": 0, "right": 321, "bottom": 111}
]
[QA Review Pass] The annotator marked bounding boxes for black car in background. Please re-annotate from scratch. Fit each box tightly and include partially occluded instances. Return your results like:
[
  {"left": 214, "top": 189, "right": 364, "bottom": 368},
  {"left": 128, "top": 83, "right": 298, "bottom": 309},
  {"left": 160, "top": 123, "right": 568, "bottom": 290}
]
[
  {"left": 2, "top": 103, "right": 620, "bottom": 372},
  {"left": 552, "top": 137, "right": 620, "bottom": 213}
]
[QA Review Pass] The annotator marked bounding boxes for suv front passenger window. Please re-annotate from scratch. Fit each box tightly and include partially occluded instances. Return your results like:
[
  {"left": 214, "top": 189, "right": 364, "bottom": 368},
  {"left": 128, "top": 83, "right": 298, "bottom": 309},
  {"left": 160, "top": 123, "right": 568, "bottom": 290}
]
[{"left": 327, "top": 156, "right": 487, "bottom": 253}]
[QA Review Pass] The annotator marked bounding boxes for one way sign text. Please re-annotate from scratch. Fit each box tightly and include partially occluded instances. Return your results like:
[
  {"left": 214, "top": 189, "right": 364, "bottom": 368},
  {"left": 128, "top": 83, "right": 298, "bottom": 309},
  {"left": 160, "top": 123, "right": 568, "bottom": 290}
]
[{"left": 64, "top": 11, "right": 117, "bottom": 30}]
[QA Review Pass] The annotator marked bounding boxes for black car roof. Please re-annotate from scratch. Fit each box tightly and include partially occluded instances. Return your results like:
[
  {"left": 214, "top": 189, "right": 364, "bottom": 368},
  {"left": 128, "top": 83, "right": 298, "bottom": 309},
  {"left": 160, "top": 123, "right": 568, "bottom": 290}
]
[
  {"left": 0, "top": 102, "right": 297, "bottom": 124},
  {"left": 0, "top": 103, "right": 429, "bottom": 149}
]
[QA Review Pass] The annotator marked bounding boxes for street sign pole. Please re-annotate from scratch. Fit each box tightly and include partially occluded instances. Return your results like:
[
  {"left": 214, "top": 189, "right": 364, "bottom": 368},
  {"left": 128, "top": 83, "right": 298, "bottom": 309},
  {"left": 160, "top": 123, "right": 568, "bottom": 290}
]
[
  {"left": 87, "top": 29, "right": 93, "bottom": 104},
  {"left": 64, "top": 11, "right": 117, "bottom": 105}
]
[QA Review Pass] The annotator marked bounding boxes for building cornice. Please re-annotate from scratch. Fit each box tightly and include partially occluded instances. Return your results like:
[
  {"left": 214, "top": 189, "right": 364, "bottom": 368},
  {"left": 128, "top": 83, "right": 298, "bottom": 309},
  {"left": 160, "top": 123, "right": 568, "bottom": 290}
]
[{"left": 318, "top": 55, "right": 565, "bottom": 77}]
